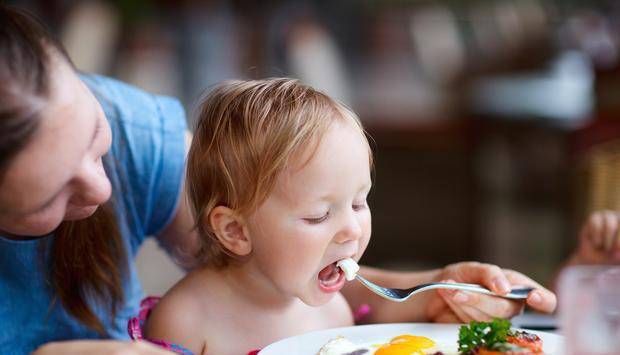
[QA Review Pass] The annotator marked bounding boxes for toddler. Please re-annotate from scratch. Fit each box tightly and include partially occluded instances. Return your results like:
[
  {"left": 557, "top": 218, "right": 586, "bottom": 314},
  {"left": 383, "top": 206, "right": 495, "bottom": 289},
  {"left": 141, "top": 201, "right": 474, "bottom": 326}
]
[{"left": 139, "top": 78, "right": 373, "bottom": 355}]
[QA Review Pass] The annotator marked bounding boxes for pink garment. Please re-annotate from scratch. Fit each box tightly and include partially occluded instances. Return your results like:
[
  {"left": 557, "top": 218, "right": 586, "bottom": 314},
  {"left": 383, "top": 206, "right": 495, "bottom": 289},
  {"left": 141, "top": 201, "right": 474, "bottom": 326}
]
[{"left": 128, "top": 297, "right": 194, "bottom": 354}]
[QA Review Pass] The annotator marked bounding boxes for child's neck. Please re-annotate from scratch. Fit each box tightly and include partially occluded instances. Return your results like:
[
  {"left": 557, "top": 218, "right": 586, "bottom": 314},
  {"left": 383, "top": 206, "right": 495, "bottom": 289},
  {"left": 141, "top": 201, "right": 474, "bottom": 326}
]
[{"left": 206, "top": 261, "right": 300, "bottom": 311}]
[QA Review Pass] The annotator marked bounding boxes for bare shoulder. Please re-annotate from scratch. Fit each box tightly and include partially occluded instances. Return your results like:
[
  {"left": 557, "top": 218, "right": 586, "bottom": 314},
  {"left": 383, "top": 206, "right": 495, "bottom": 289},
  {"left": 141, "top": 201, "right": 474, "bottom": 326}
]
[{"left": 143, "top": 275, "right": 209, "bottom": 354}]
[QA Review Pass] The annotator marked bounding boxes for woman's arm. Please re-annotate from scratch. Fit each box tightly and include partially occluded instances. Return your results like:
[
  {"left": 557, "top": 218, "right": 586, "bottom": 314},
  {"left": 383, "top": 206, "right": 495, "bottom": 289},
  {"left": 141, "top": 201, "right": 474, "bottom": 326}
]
[
  {"left": 342, "top": 262, "right": 557, "bottom": 324},
  {"left": 155, "top": 131, "right": 201, "bottom": 270},
  {"left": 33, "top": 340, "right": 175, "bottom": 355}
]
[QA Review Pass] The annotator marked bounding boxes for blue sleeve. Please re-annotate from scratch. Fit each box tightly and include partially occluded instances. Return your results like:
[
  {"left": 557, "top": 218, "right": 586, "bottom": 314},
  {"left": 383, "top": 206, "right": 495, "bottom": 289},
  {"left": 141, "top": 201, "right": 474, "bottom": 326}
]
[{"left": 81, "top": 74, "right": 187, "bottom": 248}]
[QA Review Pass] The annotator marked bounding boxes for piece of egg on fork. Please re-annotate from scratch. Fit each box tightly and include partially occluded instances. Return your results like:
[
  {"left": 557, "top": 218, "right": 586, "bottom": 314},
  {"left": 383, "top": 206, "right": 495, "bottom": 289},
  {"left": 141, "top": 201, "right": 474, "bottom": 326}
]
[{"left": 337, "top": 258, "right": 359, "bottom": 281}]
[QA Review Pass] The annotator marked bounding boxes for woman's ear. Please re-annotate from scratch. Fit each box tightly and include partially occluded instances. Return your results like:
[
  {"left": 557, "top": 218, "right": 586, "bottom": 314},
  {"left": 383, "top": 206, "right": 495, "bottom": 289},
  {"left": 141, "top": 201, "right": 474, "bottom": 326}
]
[{"left": 207, "top": 206, "right": 252, "bottom": 256}]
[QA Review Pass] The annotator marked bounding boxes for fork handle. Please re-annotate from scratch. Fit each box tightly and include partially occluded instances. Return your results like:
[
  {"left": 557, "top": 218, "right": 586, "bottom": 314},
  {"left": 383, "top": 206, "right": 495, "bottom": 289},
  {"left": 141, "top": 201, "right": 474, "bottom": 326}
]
[{"left": 423, "top": 282, "right": 533, "bottom": 300}]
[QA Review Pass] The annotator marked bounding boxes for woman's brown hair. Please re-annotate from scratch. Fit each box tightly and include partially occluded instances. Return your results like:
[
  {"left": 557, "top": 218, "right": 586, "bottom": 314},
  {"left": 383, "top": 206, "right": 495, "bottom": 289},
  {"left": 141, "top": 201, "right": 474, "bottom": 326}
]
[
  {"left": 0, "top": 5, "right": 125, "bottom": 334},
  {"left": 187, "top": 78, "right": 372, "bottom": 267}
]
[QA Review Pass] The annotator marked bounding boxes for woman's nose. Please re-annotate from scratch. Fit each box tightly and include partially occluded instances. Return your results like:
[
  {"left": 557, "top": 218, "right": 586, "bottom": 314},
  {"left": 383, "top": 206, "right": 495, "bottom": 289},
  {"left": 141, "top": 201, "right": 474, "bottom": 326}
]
[
  {"left": 70, "top": 158, "right": 112, "bottom": 207},
  {"left": 334, "top": 211, "right": 363, "bottom": 244}
]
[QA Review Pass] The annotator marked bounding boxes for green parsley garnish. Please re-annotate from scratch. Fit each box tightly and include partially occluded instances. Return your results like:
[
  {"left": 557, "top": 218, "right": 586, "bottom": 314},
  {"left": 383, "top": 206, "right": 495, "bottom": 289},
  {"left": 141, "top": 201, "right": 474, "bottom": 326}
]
[{"left": 458, "top": 318, "right": 511, "bottom": 354}]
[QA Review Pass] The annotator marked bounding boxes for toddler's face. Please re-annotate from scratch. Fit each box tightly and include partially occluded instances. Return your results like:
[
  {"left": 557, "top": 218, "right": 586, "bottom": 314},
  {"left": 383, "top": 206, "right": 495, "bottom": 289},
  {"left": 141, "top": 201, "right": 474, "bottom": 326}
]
[{"left": 246, "top": 119, "right": 372, "bottom": 306}]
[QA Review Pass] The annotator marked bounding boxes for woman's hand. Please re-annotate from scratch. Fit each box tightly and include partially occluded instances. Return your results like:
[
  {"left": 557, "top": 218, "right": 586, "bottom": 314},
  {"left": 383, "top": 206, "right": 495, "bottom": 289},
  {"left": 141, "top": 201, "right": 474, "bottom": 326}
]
[
  {"left": 426, "top": 262, "right": 557, "bottom": 323},
  {"left": 571, "top": 210, "right": 620, "bottom": 265},
  {"left": 33, "top": 340, "right": 174, "bottom": 355}
]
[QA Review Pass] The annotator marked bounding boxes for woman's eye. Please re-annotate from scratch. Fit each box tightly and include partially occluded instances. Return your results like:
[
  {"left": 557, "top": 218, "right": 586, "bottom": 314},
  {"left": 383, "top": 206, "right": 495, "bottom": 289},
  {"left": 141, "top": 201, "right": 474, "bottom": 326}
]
[{"left": 304, "top": 213, "right": 329, "bottom": 224}]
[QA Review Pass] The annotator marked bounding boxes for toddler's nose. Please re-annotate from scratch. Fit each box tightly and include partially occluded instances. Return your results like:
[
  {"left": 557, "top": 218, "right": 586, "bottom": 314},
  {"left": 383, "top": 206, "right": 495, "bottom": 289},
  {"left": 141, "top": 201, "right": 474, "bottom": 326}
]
[{"left": 334, "top": 211, "right": 363, "bottom": 244}]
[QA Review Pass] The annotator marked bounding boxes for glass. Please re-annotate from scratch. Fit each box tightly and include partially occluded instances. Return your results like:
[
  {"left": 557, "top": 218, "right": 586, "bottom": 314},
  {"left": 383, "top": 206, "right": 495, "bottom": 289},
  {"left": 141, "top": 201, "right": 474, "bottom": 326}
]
[{"left": 558, "top": 265, "right": 620, "bottom": 355}]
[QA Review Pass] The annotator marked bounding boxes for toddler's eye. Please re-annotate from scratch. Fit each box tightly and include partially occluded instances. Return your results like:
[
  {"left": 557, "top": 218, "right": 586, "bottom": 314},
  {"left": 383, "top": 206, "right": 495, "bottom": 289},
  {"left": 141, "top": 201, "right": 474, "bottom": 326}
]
[
  {"left": 304, "top": 212, "right": 329, "bottom": 224},
  {"left": 352, "top": 202, "right": 367, "bottom": 211}
]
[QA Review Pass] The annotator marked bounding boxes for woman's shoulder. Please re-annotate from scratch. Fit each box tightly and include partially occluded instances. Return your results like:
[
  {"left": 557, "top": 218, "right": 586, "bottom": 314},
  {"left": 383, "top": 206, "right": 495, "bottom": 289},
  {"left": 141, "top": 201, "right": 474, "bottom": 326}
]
[
  {"left": 82, "top": 74, "right": 188, "bottom": 241},
  {"left": 80, "top": 73, "right": 186, "bottom": 131}
]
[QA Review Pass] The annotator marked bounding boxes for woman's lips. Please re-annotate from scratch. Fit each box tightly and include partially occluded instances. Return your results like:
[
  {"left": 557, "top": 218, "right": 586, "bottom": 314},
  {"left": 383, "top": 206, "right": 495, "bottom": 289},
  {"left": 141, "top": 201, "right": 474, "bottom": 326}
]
[{"left": 64, "top": 205, "right": 99, "bottom": 220}]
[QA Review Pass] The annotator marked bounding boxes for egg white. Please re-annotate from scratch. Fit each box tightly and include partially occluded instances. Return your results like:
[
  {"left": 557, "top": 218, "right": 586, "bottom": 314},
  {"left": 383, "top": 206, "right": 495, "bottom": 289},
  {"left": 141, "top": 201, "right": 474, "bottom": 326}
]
[{"left": 318, "top": 336, "right": 458, "bottom": 355}]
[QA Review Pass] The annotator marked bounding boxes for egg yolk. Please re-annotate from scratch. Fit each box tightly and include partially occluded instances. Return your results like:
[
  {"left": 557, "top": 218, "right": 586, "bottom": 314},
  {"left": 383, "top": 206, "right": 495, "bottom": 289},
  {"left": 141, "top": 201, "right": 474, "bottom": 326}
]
[{"left": 374, "top": 335, "right": 436, "bottom": 355}]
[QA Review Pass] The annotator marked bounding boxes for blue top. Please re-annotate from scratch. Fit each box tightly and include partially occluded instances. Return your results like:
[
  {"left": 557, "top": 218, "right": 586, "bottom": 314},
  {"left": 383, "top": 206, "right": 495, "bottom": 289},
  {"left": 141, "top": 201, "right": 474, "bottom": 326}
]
[{"left": 0, "top": 75, "right": 188, "bottom": 355}]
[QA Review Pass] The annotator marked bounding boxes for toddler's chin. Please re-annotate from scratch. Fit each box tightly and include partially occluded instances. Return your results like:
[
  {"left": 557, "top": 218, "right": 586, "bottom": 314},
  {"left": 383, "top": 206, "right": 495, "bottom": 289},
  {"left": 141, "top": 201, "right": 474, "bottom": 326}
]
[
  {"left": 300, "top": 293, "right": 334, "bottom": 307},
  {"left": 298, "top": 286, "right": 339, "bottom": 307}
]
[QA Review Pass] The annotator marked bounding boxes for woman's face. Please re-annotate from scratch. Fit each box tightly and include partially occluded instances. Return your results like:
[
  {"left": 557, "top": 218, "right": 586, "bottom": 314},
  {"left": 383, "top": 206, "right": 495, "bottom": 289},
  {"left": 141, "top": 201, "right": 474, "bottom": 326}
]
[{"left": 0, "top": 57, "right": 112, "bottom": 238}]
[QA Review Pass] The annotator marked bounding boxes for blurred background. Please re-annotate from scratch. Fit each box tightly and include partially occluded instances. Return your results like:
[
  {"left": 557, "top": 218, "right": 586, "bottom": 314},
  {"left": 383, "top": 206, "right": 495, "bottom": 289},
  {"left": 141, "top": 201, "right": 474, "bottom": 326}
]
[{"left": 8, "top": 0, "right": 620, "bottom": 294}]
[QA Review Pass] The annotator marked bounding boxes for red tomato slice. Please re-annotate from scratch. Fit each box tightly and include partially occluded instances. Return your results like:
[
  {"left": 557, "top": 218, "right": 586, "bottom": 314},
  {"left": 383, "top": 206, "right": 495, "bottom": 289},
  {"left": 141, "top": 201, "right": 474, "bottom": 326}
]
[{"left": 507, "top": 331, "right": 543, "bottom": 353}]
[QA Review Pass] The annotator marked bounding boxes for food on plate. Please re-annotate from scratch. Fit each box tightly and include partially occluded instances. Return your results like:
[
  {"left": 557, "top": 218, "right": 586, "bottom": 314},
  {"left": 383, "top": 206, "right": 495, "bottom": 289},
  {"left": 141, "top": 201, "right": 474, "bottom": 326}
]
[
  {"left": 316, "top": 319, "right": 545, "bottom": 355},
  {"left": 337, "top": 258, "right": 360, "bottom": 281},
  {"left": 318, "top": 336, "right": 368, "bottom": 355},
  {"left": 504, "top": 331, "right": 543, "bottom": 353},
  {"left": 318, "top": 334, "right": 448, "bottom": 355},
  {"left": 374, "top": 335, "right": 437, "bottom": 355},
  {"left": 458, "top": 319, "right": 542, "bottom": 354}
]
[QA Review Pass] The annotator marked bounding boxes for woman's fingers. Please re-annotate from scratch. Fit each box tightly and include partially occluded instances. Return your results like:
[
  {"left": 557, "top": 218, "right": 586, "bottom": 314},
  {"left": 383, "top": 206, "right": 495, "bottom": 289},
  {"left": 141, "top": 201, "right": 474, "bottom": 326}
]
[
  {"left": 459, "top": 292, "right": 521, "bottom": 320},
  {"left": 425, "top": 291, "right": 449, "bottom": 321},
  {"left": 602, "top": 211, "right": 618, "bottom": 251},
  {"left": 427, "top": 288, "right": 472, "bottom": 323},
  {"left": 132, "top": 341, "right": 176, "bottom": 355},
  {"left": 504, "top": 270, "right": 557, "bottom": 313},
  {"left": 437, "top": 288, "right": 476, "bottom": 323},
  {"left": 613, "top": 227, "right": 620, "bottom": 260},
  {"left": 448, "top": 262, "right": 512, "bottom": 295},
  {"left": 33, "top": 340, "right": 174, "bottom": 355},
  {"left": 427, "top": 290, "right": 471, "bottom": 323},
  {"left": 438, "top": 281, "right": 522, "bottom": 320},
  {"left": 434, "top": 311, "right": 462, "bottom": 323},
  {"left": 525, "top": 289, "right": 556, "bottom": 313},
  {"left": 585, "top": 212, "right": 604, "bottom": 250}
]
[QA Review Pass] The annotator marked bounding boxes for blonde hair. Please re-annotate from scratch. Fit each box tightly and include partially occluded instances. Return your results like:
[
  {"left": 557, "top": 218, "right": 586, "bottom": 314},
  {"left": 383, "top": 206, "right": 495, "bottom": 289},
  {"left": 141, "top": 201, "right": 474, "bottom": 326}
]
[{"left": 187, "top": 78, "right": 371, "bottom": 267}]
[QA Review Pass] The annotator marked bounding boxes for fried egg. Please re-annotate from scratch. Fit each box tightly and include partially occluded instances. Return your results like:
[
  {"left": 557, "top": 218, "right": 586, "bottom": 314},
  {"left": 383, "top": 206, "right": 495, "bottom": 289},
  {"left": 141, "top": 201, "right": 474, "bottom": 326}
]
[
  {"left": 374, "top": 335, "right": 436, "bottom": 355},
  {"left": 318, "top": 334, "right": 455, "bottom": 355}
]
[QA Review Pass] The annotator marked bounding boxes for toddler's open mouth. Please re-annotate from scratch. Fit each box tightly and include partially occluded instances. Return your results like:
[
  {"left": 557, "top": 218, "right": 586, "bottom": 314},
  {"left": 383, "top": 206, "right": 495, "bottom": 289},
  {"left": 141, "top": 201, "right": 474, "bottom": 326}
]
[{"left": 318, "top": 262, "right": 345, "bottom": 293}]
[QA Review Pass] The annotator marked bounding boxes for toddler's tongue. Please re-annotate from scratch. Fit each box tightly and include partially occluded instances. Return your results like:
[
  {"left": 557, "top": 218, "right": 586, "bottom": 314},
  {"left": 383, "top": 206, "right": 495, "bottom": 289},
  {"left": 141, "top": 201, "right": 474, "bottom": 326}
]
[{"left": 318, "top": 263, "right": 341, "bottom": 286}]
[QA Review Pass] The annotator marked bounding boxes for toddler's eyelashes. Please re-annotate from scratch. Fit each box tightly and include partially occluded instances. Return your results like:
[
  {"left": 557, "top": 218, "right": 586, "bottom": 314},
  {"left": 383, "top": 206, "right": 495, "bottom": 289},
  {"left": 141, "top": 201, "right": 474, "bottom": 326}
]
[
  {"left": 352, "top": 203, "right": 367, "bottom": 211},
  {"left": 304, "top": 213, "right": 329, "bottom": 224}
]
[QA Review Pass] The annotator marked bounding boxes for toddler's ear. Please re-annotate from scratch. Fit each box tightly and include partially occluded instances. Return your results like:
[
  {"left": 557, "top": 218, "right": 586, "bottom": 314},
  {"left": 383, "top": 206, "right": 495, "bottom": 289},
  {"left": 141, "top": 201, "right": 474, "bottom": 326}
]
[{"left": 208, "top": 206, "right": 252, "bottom": 256}]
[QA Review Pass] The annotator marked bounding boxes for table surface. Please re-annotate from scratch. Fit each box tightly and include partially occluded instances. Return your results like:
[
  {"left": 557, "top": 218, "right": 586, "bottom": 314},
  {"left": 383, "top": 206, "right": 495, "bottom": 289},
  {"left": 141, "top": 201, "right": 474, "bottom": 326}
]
[{"left": 512, "top": 312, "right": 559, "bottom": 333}]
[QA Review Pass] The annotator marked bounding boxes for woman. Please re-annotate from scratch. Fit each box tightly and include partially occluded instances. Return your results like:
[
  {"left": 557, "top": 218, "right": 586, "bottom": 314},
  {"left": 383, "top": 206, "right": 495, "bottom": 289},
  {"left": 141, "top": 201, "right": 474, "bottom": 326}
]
[
  {"left": 1, "top": 5, "right": 194, "bottom": 354},
  {"left": 0, "top": 5, "right": 556, "bottom": 355}
]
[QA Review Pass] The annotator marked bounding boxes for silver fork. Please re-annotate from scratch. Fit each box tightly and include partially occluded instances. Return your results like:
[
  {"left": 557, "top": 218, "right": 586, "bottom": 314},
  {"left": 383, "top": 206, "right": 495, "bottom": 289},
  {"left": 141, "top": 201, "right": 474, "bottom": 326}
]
[{"left": 355, "top": 274, "right": 533, "bottom": 302}]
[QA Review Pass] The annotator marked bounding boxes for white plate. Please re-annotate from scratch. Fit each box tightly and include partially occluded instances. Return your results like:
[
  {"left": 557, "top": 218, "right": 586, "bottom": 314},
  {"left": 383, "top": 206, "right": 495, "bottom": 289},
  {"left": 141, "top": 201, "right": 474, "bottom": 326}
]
[{"left": 259, "top": 323, "right": 564, "bottom": 354}]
